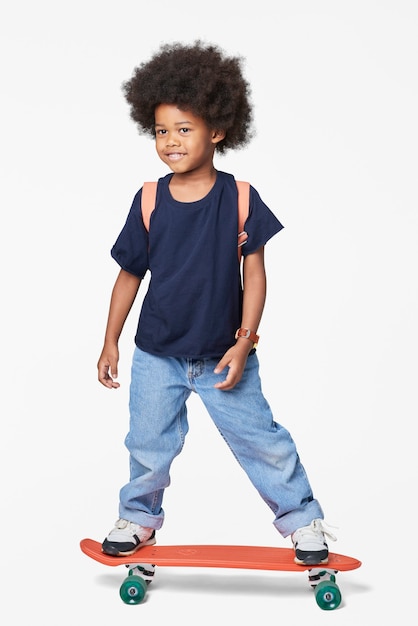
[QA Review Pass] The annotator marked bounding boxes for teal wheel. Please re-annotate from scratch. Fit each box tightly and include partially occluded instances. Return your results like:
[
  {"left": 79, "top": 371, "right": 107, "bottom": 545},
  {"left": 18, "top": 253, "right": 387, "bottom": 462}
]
[
  {"left": 119, "top": 574, "right": 147, "bottom": 605},
  {"left": 315, "top": 579, "right": 342, "bottom": 610}
]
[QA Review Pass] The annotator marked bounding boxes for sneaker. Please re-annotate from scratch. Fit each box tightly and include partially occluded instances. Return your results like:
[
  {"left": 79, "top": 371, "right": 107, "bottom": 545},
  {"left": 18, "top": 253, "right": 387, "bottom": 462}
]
[
  {"left": 102, "top": 518, "right": 156, "bottom": 556},
  {"left": 291, "top": 519, "right": 336, "bottom": 565}
]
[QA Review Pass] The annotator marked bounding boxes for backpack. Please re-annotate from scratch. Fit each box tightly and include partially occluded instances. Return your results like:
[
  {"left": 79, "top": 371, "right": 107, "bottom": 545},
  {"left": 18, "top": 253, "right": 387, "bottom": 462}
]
[{"left": 141, "top": 180, "right": 250, "bottom": 262}]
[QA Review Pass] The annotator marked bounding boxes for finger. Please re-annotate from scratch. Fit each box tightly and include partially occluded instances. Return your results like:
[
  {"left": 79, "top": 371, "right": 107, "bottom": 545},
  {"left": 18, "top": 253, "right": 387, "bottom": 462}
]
[
  {"left": 98, "top": 363, "right": 108, "bottom": 383},
  {"left": 214, "top": 379, "right": 235, "bottom": 390},
  {"left": 98, "top": 363, "right": 120, "bottom": 389},
  {"left": 214, "top": 356, "right": 229, "bottom": 374},
  {"left": 214, "top": 370, "right": 236, "bottom": 390}
]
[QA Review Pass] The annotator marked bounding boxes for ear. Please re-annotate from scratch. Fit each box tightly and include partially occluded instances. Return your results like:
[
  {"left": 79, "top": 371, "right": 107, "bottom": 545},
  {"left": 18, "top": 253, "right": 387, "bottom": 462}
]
[{"left": 211, "top": 129, "right": 226, "bottom": 144}]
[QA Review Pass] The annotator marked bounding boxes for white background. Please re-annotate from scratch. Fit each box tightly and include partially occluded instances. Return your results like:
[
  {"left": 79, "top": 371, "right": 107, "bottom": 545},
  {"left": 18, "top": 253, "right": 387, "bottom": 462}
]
[{"left": 1, "top": 0, "right": 416, "bottom": 623}]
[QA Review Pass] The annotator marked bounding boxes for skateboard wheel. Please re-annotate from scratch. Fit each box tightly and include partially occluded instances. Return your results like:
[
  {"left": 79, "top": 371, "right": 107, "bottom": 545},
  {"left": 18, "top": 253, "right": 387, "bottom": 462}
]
[
  {"left": 119, "top": 574, "right": 147, "bottom": 605},
  {"left": 314, "top": 579, "right": 342, "bottom": 610}
]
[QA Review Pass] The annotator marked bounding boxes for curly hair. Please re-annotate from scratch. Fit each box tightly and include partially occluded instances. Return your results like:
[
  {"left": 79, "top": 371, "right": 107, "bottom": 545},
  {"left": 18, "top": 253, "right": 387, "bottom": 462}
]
[{"left": 122, "top": 41, "right": 254, "bottom": 154}]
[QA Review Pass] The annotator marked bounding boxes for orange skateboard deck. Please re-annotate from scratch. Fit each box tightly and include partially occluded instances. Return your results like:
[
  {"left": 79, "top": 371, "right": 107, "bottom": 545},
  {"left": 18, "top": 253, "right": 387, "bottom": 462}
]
[{"left": 80, "top": 539, "right": 361, "bottom": 610}]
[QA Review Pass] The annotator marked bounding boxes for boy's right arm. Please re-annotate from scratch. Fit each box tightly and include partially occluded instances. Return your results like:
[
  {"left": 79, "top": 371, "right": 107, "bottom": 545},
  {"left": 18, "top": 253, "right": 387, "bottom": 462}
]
[{"left": 97, "top": 269, "right": 142, "bottom": 388}]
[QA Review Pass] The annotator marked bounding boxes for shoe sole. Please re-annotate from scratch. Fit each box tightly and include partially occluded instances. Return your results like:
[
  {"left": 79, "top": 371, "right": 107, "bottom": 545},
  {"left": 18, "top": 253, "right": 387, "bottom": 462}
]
[
  {"left": 294, "top": 556, "right": 329, "bottom": 566},
  {"left": 102, "top": 535, "right": 156, "bottom": 557}
]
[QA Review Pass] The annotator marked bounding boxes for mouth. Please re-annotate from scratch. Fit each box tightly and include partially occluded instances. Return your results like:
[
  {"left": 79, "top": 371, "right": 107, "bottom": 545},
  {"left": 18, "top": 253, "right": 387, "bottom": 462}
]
[{"left": 165, "top": 153, "right": 185, "bottom": 161}]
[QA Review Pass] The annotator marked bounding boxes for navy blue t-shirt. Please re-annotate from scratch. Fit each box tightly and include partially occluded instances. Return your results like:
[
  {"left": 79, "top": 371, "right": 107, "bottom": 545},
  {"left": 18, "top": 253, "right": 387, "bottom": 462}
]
[{"left": 111, "top": 171, "right": 283, "bottom": 358}]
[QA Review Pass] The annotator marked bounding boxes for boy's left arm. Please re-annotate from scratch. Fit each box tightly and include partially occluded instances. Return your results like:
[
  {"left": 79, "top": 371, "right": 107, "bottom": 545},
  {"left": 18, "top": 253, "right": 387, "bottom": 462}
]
[{"left": 214, "top": 247, "right": 266, "bottom": 390}]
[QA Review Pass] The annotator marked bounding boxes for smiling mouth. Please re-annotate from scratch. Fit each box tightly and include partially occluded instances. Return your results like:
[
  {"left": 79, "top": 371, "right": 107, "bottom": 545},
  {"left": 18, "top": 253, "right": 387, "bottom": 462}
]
[{"left": 166, "top": 153, "right": 185, "bottom": 161}]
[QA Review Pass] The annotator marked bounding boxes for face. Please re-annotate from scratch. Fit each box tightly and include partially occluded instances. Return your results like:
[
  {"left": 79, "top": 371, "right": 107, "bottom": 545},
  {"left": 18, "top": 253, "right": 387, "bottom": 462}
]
[{"left": 154, "top": 104, "right": 225, "bottom": 175}]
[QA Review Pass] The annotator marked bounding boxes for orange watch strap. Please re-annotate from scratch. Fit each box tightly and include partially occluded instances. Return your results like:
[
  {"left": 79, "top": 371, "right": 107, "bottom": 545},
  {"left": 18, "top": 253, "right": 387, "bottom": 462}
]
[{"left": 235, "top": 328, "right": 259, "bottom": 346}]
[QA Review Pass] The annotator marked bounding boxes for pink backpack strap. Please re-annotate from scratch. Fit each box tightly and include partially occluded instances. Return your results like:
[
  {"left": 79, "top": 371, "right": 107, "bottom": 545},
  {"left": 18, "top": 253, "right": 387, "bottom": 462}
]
[
  {"left": 236, "top": 181, "right": 250, "bottom": 261},
  {"left": 141, "top": 181, "right": 158, "bottom": 231}
]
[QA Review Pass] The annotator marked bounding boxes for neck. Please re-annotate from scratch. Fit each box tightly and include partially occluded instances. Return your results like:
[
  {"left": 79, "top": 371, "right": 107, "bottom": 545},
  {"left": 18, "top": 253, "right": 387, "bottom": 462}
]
[{"left": 169, "top": 167, "right": 217, "bottom": 202}]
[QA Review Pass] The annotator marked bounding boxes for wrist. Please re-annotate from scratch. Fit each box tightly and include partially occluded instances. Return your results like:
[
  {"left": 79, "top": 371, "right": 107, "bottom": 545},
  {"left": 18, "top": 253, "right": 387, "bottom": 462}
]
[{"left": 235, "top": 327, "right": 259, "bottom": 349}]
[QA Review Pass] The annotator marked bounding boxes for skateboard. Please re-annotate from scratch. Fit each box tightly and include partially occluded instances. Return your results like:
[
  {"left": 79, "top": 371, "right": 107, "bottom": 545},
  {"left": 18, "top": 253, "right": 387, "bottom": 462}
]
[{"left": 80, "top": 539, "right": 361, "bottom": 610}]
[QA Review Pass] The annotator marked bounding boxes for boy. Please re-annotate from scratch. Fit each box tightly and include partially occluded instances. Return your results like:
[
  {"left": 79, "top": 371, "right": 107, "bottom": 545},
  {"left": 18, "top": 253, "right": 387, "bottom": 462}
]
[{"left": 97, "top": 41, "right": 335, "bottom": 565}]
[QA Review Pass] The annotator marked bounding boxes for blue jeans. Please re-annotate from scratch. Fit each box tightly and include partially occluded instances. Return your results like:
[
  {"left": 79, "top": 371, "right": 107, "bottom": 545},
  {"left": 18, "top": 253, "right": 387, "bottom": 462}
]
[{"left": 119, "top": 347, "right": 323, "bottom": 537}]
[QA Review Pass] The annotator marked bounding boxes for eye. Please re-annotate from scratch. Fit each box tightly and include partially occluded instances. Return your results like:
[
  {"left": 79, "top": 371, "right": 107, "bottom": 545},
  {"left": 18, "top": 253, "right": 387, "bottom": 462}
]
[
  {"left": 179, "top": 127, "right": 190, "bottom": 134},
  {"left": 156, "top": 129, "right": 167, "bottom": 135}
]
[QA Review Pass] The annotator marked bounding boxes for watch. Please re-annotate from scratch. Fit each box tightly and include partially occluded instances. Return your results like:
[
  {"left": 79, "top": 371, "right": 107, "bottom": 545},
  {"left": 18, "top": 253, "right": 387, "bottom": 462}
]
[{"left": 235, "top": 328, "right": 259, "bottom": 348}]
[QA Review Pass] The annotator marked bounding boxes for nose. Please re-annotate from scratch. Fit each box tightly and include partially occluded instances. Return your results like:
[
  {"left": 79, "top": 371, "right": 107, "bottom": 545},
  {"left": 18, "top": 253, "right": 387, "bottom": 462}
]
[{"left": 165, "top": 131, "right": 180, "bottom": 147}]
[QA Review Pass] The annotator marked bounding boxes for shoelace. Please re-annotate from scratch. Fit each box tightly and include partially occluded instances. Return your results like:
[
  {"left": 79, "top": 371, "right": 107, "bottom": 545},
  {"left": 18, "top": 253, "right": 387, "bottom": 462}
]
[
  {"left": 113, "top": 518, "right": 153, "bottom": 542},
  {"left": 308, "top": 519, "right": 338, "bottom": 542},
  {"left": 114, "top": 518, "right": 138, "bottom": 533}
]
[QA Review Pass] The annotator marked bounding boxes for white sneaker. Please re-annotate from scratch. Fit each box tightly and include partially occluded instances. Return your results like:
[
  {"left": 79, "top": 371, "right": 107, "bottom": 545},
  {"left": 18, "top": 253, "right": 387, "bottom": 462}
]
[
  {"left": 291, "top": 519, "right": 337, "bottom": 565},
  {"left": 102, "top": 518, "right": 156, "bottom": 556}
]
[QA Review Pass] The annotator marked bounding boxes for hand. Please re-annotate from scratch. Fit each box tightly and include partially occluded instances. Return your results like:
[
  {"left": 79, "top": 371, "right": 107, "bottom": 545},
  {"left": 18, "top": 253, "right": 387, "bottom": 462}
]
[
  {"left": 97, "top": 344, "right": 120, "bottom": 389},
  {"left": 213, "top": 340, "right": 252, "bottom": 391}
]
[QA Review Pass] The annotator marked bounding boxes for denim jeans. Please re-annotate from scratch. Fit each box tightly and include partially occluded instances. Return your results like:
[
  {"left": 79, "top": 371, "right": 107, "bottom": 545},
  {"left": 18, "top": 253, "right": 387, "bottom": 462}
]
[{"left": 119, "top": 347, "right": 323, "bottom": 537}]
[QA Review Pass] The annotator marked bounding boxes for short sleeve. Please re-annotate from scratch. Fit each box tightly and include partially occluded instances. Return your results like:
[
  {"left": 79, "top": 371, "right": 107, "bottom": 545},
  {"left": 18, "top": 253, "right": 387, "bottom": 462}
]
[
  {"left": 241, "top": 186, "right": 284, "bottom": 256},
  {"left": 110, "top": 189, "right": 150, "bottom": 278}
]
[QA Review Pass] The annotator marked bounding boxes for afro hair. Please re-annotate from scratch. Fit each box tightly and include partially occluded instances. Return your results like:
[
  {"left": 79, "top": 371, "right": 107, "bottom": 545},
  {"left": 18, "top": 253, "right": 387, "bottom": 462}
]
[{"left": 122, "top": 41, "right": 254, "bottom": 154}]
